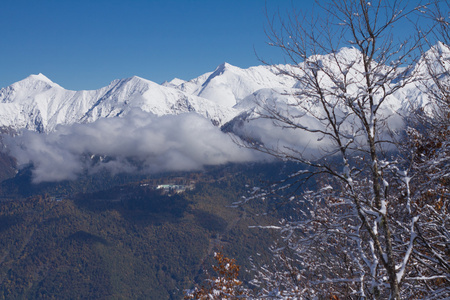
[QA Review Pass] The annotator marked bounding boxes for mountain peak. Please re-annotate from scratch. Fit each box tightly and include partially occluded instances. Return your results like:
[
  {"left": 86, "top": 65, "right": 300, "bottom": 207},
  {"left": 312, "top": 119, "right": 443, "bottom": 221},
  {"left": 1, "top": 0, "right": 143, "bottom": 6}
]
[
  {"left": 162, "top": 78, "right": 186, "bottom": 88},
  {"left": 116, "top": 75, "right": 155, "bottom": 87},
  {"left": 26, "top": 73, "right": 56, "bottom": 85},
  {"left": 129, "top": 75, "right": 145, "bottom": 81},
  {"left": 430, "top": 41, "right": 450, "bottom": 56},
  {"left": 336, "top": 46, "right": 360, "bottom": 57},
  {"left": 214, "top": 62, "right": 237, "bottom": 73},
  {"left": 10, "top": 73, "right": 62, "bottom": 91},
  {"left": 200, "top": 63, "right": 233, "bottom": 88},
  {"left": 219, "top": 62, "right": 231, "bottom": 68}
]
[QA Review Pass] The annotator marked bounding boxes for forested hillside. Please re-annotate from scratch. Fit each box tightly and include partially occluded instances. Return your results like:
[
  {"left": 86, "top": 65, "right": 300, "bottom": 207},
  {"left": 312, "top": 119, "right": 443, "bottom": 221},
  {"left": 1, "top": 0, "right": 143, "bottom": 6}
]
[{"left": 0, "top": 163, "right": 293, "bottom": 299}]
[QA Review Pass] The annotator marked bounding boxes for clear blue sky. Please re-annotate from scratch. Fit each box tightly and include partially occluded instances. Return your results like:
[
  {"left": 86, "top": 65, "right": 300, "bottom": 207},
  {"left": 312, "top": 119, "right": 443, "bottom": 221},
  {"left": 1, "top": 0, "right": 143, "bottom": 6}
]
[
  {"left": 0, "top": 0, "right": 428, "bottom": 91},
  {"left": 0, "top": 0, "right": 314, "bottom": 90}
]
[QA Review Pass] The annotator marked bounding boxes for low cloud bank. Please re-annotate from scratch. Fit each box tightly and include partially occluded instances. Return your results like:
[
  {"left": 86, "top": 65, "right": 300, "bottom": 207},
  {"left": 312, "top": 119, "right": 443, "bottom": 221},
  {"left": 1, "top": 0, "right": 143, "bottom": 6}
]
[{"left": 4, "top": 110, "right": 260, "bottom": 183}]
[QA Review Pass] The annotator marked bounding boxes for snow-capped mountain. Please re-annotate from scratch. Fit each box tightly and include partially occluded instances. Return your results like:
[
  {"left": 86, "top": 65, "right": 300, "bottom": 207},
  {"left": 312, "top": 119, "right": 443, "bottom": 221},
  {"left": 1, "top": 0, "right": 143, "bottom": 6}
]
[
  {"left": 77, "top": 75, "right": 238, "bottom": 127},
  {"left": 0, "top": 62, "right": 300, "bottom": 132},
  {"left": 0, "top": 44, "right": 448, "bottom": 134},
  {"left": 2, "top": 44, "right": 449, "bottom": 183},
  {"left": 222, "top": 44, "right": 450, "bottom": 149},
  {"left": 0, "top": 73, "right": 241, "bottom": 132},
  {"left": 167, "top": 62, "right": 297, "bottom": 107}
]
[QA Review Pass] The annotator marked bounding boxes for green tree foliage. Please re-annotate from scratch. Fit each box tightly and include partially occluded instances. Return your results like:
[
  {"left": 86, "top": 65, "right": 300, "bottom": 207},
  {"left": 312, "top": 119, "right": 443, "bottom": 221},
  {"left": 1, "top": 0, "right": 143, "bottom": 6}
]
[{"left": 0, "top": 163, "right": 283, "bottom": 299}]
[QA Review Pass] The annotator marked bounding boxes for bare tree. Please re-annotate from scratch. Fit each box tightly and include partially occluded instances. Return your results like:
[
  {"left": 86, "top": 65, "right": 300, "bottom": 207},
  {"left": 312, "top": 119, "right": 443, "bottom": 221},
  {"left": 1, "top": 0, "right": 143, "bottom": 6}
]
[
  {"left": 234, "top": 0, "right": 450, "bottom": 298},
  {"left": 405, "top": 118, "right": 450, "bottom": 299},
  {"left": 401, "top": 2, "right": 450, "bottom": 297}
]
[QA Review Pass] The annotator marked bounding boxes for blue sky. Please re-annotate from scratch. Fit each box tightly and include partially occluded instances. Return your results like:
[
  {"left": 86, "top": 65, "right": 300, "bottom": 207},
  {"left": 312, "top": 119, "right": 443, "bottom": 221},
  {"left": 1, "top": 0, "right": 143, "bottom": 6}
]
[
  {"left": 1, "top": 0, "right": 429, "bottom": 91},
  {"left": 0, "top": 0, "right": 315, "bottom": 90}
]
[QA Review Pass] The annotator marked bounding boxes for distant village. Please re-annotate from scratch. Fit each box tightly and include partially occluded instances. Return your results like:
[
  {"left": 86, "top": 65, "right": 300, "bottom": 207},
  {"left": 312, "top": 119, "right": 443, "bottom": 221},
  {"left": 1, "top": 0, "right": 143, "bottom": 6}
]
[
  {"left": 140, "top": 182, "right": 195, "bottom": 196},
  {"left": 40, "top": 165, "right": 240, "bottom": 202}
]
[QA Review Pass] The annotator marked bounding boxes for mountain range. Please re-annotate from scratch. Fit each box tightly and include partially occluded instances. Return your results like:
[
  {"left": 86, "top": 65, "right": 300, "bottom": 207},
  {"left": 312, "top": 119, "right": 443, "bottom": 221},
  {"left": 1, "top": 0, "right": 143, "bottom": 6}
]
[
  {"left": 3, "top": 44, "right": 448, "bottom": 134},
  {"left": 3, "top": 44, "right": 444, "bottom": 134},
  {"left": 0, "top": 61, "right": 299, "bottom": 133}
]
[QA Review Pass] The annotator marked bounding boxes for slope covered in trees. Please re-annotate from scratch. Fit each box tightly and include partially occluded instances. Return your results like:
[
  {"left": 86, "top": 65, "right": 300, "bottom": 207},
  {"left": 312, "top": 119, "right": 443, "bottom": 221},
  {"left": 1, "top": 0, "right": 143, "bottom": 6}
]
[{"left": 0, "top": 163, "right": 296, "bottom": 299}]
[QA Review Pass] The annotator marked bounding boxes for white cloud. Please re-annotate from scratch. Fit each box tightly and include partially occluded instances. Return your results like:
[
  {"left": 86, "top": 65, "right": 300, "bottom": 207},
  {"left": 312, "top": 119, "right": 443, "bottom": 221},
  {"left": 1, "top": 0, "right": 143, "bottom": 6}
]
[{"left": 4, "top": 109, "right": 259, "bottom": 183}]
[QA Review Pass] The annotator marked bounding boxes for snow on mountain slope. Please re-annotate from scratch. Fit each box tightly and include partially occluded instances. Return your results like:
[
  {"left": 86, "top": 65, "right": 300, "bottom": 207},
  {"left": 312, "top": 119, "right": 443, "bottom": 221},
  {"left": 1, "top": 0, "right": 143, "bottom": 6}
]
[
  {"left": 80, "top": 75, "right": 236, "bottom": 126},
  {"left": 0, "top": 62, "right": 298, "bottom": 132},
  {"left": 0, "top": 74, "right": 236, "bottom": 132},
  {"left": 387, "top": 42, "right": 450, "bottom": 114},
  {"left": 1, "top": 44, "right": 449, "bottom": 183},
  {"left": 168, "top": 71, "right": 213, "bottom": 95},
  {"left": 0, "top": 74, "right": 89, "bottom": 131},
  {"left": 415, "top": 41, "right": 450, "bottom": 76},
  {"left": 0, "top": 44, "right": 447, "bottom": 135},
  {"left": 170, "top": 62, "right": 298, "bottom": 107},
  {"left": 224, "top": 45, "right": 450, "bottom": 153},
  {"left": 161, "top": 78, "right": 187, "bottom": 88}
]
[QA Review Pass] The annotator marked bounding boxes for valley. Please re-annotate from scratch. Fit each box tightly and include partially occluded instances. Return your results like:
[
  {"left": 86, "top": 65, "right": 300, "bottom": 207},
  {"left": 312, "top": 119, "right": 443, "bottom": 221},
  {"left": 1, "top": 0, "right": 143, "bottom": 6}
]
[{"left": 0, "top": 161, "right": 292, "bottom": 299}]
